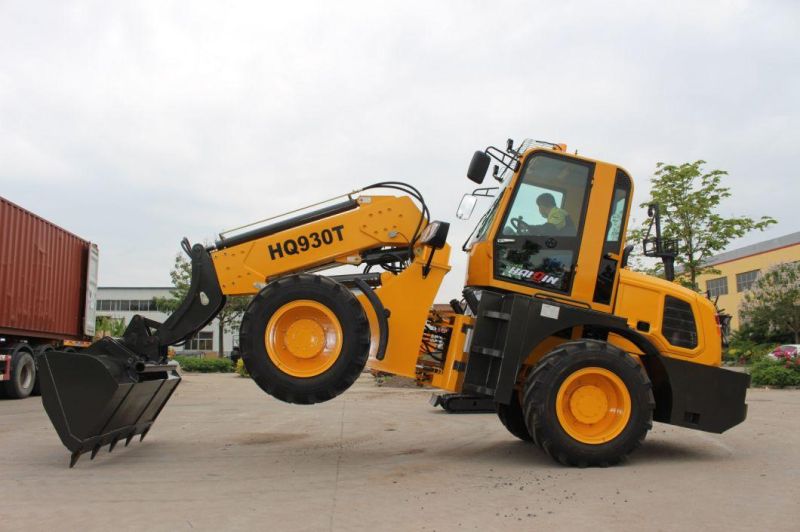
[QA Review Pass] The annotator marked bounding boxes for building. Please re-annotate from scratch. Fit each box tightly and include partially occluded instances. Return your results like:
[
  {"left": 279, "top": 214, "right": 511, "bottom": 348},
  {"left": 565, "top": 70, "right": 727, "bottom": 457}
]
[
  {"left": 695, "top": 231, "right": 800, "bottom": 330},
  {"left": 95, "top": 287, "right": 237, "bottom": 356}
]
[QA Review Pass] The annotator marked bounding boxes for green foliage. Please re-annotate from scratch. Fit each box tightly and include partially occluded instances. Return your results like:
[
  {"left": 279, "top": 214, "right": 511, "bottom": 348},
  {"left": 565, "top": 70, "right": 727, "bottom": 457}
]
[
  {"left": 724, "top": 332, "right": 777, "bottom": 363},
  {"left": 95, "top": 316, "right": 127, "bottom": 337},
  {"left": 629, "top": 161, "right": 775, "bottom": 290},
  {"left": 749, "top": 358, "right": 800, "bottom": 387},
  {"left": 174, "top": 356, "right": 234, "bottom": 373},
  {"left": 740, "top": 262, "right": 800, "bottom": 344},
  {"left": 236, "top": 358, "right": 250, "bottom": 378}
]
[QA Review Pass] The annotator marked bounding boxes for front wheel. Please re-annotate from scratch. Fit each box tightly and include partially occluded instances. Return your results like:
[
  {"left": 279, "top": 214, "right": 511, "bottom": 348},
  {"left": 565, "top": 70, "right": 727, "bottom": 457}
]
[
  {"left": 522, "top": 340, "right": 654, "bottom": 467},
  {"left": 240, "top": 274, "right": 370, "bottom": 404}
]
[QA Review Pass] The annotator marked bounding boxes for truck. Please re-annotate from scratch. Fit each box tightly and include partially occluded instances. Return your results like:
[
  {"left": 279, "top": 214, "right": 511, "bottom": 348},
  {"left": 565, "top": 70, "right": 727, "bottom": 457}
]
[
  {"left": 0, "top": 196, "right": 98, "bottom": 398},
  {"left": 38, "top": 139, "right": 749, "bottom": 468}
]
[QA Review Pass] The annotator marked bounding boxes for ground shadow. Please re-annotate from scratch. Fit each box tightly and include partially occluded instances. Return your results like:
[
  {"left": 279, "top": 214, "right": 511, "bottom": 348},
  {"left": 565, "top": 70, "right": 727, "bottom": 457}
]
[{"left": 631, "top": 438, "right": 729, "bottom": 464}]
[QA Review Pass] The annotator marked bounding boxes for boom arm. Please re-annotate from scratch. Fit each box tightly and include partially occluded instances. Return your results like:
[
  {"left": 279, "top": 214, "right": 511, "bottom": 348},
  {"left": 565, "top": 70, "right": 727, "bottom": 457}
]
[{"left": 211, "top": 195, "right": 427, "bottom": 296}]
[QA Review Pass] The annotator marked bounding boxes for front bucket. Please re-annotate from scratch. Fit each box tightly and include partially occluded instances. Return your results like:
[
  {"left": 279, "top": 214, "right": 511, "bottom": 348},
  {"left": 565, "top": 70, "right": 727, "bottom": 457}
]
[{"left": 38, "top": 342, "right": 180, "bottom": 467}]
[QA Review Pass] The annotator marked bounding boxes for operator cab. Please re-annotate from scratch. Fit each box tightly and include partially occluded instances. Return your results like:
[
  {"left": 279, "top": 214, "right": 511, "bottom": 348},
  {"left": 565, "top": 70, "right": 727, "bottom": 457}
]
[{"left": 461, "top": 140, "right": 632, "bottom": 311}]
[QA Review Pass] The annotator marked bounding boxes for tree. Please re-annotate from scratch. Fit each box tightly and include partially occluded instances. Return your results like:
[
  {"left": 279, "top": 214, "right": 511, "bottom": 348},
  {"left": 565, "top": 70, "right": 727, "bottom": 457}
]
[
  {"left": 629, "top": 161, "right": 776, "bottom": 290},
  {"left": 95, "top": 315, "right": 127, "bottom": 337},
  {"left": 155, "top": 252, "right": 252, "bottom": 355},
  {"left": 740, "top": 262, "right": 800, "bottom": 343}
]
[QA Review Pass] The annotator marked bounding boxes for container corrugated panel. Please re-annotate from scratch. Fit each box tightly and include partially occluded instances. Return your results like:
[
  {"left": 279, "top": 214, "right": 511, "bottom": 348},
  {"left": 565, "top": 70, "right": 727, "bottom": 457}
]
[{"left": 0, "top": 196, "right": 90, "bottom": 341}]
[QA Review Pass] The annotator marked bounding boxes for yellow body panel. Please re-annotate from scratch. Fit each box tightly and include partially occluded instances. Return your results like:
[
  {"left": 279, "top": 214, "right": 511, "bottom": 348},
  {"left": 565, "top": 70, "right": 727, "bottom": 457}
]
[
  {"left": 365, "top": 245, "right": 451, "bottom": 378},
  {"left": 614, "top": 269, "right": 722, "bottom": 366},
  {"left": 212, "top": 196, "right": 423, "bottom": 296}
]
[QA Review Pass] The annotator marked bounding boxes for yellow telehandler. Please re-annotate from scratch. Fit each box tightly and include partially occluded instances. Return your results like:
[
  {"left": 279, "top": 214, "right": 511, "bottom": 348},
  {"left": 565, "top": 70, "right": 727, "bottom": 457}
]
[{"left": 39, "top": 139, "right": 749, "bottom": 467}]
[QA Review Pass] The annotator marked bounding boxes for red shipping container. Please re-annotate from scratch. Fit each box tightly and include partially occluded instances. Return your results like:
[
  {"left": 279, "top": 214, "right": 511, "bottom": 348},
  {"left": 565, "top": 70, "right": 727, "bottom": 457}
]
[{"left": 0, "top": 196, "right": 97, "bottom": 342}]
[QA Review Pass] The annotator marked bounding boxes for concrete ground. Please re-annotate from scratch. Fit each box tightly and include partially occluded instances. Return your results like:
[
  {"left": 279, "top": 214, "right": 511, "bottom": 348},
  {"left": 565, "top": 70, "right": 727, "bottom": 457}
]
[{"left": 1, "top": 373, "right": 798, "bottom": 532}]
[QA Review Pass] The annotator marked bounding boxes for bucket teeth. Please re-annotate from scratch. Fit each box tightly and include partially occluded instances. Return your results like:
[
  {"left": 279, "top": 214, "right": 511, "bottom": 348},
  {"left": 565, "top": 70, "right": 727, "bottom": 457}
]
[
  {"left": 39, "top": 348, "right": 181, "bottom": 467},
  {"left": 140, "top": 427, "right": 150, "bottom": 442}
]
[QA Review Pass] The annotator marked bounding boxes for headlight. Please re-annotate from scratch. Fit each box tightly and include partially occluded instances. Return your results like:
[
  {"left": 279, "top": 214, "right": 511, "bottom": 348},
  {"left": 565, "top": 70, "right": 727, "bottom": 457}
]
[{"left": 418, "top": 221, "right": 449, "bottom": 249}]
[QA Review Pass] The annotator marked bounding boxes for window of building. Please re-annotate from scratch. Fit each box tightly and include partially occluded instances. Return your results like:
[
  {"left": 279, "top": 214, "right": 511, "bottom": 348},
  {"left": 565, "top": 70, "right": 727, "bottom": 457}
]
[
  {"left": 706, "top": 277, "right": 728, "bottom": 298},
  {"left": 736, "top": 270, "right": 759, "bottom": 292},
  {"left": 185, "top": 331, "right": 213, "bottom": 351},
  {"left": 662, "top": 296, "right": 698, "bottom": 349},
  {"left": 96, "top": 298, "right": 160, "bottom": 312}
]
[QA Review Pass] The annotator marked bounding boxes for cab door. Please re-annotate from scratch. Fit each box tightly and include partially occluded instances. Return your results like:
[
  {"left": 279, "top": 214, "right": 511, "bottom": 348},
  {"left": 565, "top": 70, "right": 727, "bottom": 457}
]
[
  {"left": 592, "top": 170, "right": 632, "bottom": 308},
  {"left": 493, "top": 152, "right": 594, "bottom": 297}
]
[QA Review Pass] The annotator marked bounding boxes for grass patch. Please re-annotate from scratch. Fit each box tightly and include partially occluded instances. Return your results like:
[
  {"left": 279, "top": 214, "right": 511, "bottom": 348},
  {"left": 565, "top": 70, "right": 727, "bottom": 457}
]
[{"left": 174, "top": 356, "right": 234, "bottom": 373}]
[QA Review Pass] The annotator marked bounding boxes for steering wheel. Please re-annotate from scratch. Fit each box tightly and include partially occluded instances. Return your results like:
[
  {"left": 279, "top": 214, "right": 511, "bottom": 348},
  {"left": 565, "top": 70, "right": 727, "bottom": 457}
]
[{"left": 510, "top": 216, "right": 539, "bottom": 235}]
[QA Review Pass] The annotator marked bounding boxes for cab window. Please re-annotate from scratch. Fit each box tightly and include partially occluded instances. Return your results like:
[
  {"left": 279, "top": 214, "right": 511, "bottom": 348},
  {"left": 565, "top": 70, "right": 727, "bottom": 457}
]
[
  {"left": 593, "top": 170, "right": 632, "bottom": 305},
  {"left": 501, "top": 155, "right": 590, "bottom": 237},
  {"left": 494, "top": 153, "right": 593, "bottom": 294}
]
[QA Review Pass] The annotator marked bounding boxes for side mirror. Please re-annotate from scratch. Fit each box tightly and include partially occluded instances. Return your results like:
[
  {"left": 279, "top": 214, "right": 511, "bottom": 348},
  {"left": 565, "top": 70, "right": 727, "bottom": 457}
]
[
  {"left": 467, "top": 151, "right": 490, "bottom": 184},
  {"left": 456, "top": 194, "right": 478, "bottom": 220}
]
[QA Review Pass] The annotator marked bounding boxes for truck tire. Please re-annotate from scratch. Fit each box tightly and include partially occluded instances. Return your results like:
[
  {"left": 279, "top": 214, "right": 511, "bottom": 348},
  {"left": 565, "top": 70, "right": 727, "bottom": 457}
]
[
  {"left": 240, "top": 274, "right": 370, "bottom": 404},
  {"left": 2, "top": 344, "right": 36, "bottom": 399},
  {"left": 496, "top": 390, "right": 533, "bottom": 442},
  {"left": 522, "top": 340, "right": 654, "bottom": 467}
]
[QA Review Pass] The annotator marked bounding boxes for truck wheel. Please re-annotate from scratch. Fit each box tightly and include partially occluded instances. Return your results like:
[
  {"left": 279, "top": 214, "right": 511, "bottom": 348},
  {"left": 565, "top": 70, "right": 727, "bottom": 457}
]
[
  {"left": 240, "top": 274, "right": 370, "bottom": 404},
  {"left": 522, "top": 340, "right": 654, "bottom": 467},
  {"left": 31, "top": 344, "right": 55, "bottom": 396},
  {"left": 2, "top": 344, "right": 36, "bottom": 399},
  {"left": 496, "top": 390, "right": 533, "bottom": 442}
]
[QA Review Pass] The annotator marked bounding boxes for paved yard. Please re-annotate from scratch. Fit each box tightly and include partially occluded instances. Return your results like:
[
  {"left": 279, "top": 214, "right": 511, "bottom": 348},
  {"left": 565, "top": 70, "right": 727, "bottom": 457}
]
[{"left": 1, "top": 373, "right": 798, "bottom": 531}]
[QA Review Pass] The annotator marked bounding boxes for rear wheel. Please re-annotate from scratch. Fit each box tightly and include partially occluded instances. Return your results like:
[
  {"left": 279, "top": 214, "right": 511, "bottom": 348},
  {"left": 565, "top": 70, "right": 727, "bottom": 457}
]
[
  {"left": 240, "top": 274, "right": 370, "bottom": 404},
  {"left": 2, "top": 344, "right": 36, "bottom": 399},
  {"left": 496, "top": 390, "right": 533, "bottom": 442},
  {"left": 523, "top": 340, "right": 654, "bottom": 467}
]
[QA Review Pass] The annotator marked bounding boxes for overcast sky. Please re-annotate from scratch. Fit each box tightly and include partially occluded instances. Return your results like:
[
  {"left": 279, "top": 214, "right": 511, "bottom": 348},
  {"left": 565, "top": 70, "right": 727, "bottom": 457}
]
[{"left": 2, "top": 0, "right": 798, "bottom": 299}]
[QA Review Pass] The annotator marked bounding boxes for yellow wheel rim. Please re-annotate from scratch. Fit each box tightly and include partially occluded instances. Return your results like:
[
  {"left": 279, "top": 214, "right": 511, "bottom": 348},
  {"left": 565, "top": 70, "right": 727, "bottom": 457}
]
[
  {"left": 555, "top": 367, "right": 632, "bottom": 445},
  {"left": 265, "top": 300, "right": 343, "bottom": 378}
]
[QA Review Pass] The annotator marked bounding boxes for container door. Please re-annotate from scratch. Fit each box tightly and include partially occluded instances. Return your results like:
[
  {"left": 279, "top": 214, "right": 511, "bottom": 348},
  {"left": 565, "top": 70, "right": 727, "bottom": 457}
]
[{"left": 83, "top": 244, "right": 99, "bottom": 337}]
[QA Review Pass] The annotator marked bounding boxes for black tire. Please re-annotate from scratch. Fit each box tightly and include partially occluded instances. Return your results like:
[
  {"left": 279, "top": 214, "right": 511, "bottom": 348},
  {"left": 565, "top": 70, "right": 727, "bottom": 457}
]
[
  {"left": 496, "top": 390, "right": 533, "bottom": 442},
  {"left": 522, "top": 340, "right": 654, "bottom": 467},
  {"left": 2, "top": 344, "right": 36, "bottom": 399},
  {"left": 31, "top": 344, "right": 55, "bottom": 396},
  {"left": 240, "top": 274, "right": 370, "bottom": 404}
]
